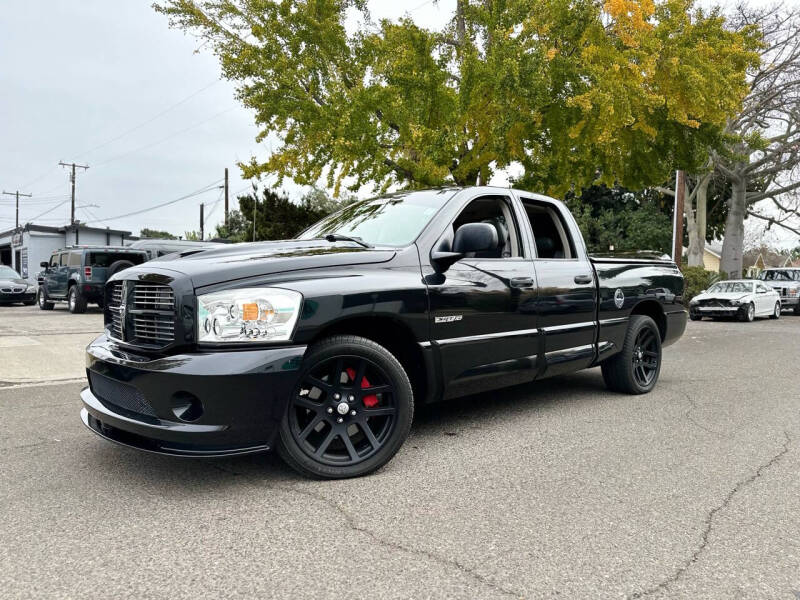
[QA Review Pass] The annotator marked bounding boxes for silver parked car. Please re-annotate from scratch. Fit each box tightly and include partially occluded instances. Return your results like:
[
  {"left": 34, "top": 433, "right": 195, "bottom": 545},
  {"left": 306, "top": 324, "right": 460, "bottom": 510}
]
[
  {"left": 757, "top": 268, "right": 800, "bottom": 315},
  {"left": 689, "top": 279, "right": 781, "bottom": 322}
]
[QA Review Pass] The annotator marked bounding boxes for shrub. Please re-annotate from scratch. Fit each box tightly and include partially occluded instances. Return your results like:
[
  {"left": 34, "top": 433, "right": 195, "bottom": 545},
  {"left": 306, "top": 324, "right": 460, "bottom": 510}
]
[{"left": 681, "top": 266, "right": 720, "bottom": 303}]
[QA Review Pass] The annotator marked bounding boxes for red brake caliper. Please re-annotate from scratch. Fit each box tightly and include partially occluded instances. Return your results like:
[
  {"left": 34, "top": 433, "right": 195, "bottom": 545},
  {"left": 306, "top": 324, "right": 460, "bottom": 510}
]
[{"left": 345, "top": 367, "right": 379, "bottom": 408}]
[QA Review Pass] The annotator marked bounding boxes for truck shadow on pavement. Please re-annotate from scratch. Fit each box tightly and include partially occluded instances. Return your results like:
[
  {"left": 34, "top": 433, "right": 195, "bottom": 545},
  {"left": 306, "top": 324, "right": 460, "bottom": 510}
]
[{"left": 86, "top": 367, "right": 618, "bottom": 488}]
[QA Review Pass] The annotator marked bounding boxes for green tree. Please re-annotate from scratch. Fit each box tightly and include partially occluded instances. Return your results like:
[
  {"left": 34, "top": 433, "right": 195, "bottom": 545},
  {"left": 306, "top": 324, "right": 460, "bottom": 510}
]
[
  {"left": 214, "top": 187, "right": 334, "bottom": 242},
  {"left": 155, "top": 0, "right": 759, "bottom": 196},
  {"left": 139, "top": 227, "right": 177, "bottom": 240},
  {"left": 567, "top": 185, "right": 673, "bottom": 254},
  {"left": 183, "top": 230, "right": 202, "bottom": 241}
]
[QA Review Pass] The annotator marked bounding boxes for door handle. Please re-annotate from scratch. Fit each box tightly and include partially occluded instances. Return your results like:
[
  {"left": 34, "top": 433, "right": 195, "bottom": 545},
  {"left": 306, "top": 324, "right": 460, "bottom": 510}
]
[
  {"left": 510, "top": 277, "right": 534, "bottom": 289},
  {"left": 574, "top": 274, "right": 593, "bottom": 285}
]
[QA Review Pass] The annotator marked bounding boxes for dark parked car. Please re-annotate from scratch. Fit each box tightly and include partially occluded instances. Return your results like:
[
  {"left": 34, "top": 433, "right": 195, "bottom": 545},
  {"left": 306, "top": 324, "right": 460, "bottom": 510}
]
[
  {"left": 38, "top": 246, "right": 148, "bottom": 313},
  {"left": 80, "top": 187, "right": 687, "bottom": 478},
  {"left": 0, "top": 265, "right": 37, "bottom": 305}
]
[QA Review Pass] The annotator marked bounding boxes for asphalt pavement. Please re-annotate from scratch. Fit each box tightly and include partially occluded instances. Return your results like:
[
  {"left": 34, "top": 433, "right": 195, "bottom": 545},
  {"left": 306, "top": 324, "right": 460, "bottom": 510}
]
[{"left": 1, "top": 304, "right": 799, "bottom": 599}]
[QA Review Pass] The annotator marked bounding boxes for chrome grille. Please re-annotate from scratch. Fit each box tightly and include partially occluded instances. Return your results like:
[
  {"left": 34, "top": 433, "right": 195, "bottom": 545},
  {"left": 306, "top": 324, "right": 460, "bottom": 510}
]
[
  {"left": 132, "top": 314, "right": 174, "bottom": 345},
  {"left": 133, "top": 284, "right": 175, "bottom": 310},
  {"left": 130, "top": 282, "right": 175, "bottom": 347},
  {"left": 107, "top": 282, "right": 123, "bottom": 340},
  {"left": 105, "top": 281, "right": 177, "bottom": 348}
]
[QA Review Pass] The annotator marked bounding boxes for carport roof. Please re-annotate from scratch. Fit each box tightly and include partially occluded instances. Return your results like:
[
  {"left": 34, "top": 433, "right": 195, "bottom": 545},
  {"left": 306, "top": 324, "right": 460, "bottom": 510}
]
[{"left": 0, "top": 223, "right": 132, "bottom": 239}]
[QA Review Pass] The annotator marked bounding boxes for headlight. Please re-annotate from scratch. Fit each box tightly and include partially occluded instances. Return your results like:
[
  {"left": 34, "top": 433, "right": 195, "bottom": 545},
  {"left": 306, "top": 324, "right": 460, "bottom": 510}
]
[
  {"left": 789, "top": 287, "right": 798, "bottom": 297},
  {"left": 26, "top": 284, "right": 37, "bottom": 293},
  {"left": 730, "top": 300, "right": 741, "bottom": 306},
  {"left": 197, "top": 287, "right": 302, "bottom": 343}
]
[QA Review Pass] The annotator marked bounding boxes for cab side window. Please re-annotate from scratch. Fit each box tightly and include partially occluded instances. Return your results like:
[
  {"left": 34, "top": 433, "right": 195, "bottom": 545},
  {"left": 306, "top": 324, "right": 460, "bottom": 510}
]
[
  {"left": 49, "top": 255, "right": 59, "bottom": 268},
  {"left": 522, "top": 200, "right": 576, "bottom": 259},
  {"left": 59, "top": 253, "right": 68, "bottom": 267},
  {"left": 448, "top": 196, "right": 522, "bottom": 259}
]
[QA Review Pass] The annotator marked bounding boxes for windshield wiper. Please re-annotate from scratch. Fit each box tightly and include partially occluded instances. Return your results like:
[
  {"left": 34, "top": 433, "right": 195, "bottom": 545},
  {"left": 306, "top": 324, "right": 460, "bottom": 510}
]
[{"left": 323, "top": 234, "right": 373, "bottom": 249}]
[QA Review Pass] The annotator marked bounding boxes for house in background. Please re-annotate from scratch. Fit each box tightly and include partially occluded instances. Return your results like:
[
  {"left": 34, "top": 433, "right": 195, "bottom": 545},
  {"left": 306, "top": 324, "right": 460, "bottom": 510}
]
[{"left": 683, "top": 241, "right": 722, "bottom": 272}]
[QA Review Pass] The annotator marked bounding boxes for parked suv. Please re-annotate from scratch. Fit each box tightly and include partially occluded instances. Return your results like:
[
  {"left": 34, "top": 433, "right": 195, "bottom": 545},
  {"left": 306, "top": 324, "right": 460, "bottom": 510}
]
[
  {"left": 38, "top": 246, "right": 148, "bottom": 313},
  {"left": 757, "top": 268, "right": 800, "bottom": 314}
]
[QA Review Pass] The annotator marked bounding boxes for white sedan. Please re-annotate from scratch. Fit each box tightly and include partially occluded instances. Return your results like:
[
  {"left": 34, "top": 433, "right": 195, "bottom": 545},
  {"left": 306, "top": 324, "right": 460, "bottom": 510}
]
[{"left": 689, "top": 279, "right": 781, "bottom": 322}]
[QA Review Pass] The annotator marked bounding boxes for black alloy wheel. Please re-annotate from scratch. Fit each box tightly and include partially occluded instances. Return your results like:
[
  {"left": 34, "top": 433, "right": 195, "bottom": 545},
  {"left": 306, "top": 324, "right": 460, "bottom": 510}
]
[
  {"left": 601, "top": 315, "right": 662, "bottom": 394},
  {"left": 630, "top": 327, "right": 660, "bottom": 388},
  {"left": 278, "top": 335, "right": 413, "bottom": 479}
]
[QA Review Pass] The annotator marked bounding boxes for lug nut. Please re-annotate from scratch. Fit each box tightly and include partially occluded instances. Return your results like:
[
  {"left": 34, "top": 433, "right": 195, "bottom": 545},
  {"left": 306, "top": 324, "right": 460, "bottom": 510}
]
[
  {"left": 336, "top": 417, "right": 344, "bottom": 424},
  {"left": 348, "top": 395, "right": 355, "bottom": 402},
  {"left": 350, "top": 410, "right": 357, "bottom": 416},
  {"left": 327, "top": 407, "right": 333, "bottom": 414},
  {"left": 333, "top": 393, "right": 341, "bottom": 400}
]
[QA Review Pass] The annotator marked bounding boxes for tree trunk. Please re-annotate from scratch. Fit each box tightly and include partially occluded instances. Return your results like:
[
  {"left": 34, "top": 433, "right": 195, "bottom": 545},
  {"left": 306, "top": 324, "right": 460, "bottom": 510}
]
[
  {"left": 686, "top": 176, "right": 710, "bottom": 267},
  {"left": 720, "top": 178, "right": 746, "bottom": 278}
]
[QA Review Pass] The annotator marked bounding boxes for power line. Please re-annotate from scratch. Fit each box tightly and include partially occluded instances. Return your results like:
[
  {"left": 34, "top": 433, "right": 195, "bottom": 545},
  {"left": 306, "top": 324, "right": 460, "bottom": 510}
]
[
  {"left": 28, "top": 199, "right": 70, "bottom": 222},
  {"left": 75, "top": 79, "right": 221, "bottom": 158},
  {"left": 93, "top": 107, "right": 235, "bottom": 167},
  {"left": 2, "top": 190, "right": 32, "bottom": 229},
  {"left": 82, "top": 180, "right": 224, "bottom": 224}
]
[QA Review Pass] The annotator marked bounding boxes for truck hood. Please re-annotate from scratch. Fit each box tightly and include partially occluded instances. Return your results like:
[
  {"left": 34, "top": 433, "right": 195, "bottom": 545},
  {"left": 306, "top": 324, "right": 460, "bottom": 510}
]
[{"left": 143, "top": 239, "right": 397, "bottom": 288}]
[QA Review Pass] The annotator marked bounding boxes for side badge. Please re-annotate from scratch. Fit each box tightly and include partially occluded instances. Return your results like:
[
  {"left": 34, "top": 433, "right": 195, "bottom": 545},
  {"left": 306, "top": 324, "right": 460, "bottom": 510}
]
[
  {"left": 614, "top": 288, "right": 625, "bottom": 309},
  {"left": 435, "top": 315, "right": 463, "bottom": 324}
]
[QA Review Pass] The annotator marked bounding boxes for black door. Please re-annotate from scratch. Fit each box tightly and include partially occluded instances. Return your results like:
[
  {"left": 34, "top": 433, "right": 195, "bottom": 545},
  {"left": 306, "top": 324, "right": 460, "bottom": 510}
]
[
  {"left": 516, "top": 195, "right": 597, "bottom": 377},
  {"left": 422, "top": 193, "right": 540, "bottom": 399}
]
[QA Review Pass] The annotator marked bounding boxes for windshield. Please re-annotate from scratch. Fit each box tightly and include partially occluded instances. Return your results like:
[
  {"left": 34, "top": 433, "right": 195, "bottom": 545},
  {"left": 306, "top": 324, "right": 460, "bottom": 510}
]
[
  {"left": 708, "top": 281, "right": 753, "bottom": 294},
  {"left": 297, "top": 189, "right": 456, "bottom": 247},
  {"left": 0, "top": 266, "right": 20, "bottom": 279},
  {"left": 758, "top": 269, "right": 800, "bottom": 281}
]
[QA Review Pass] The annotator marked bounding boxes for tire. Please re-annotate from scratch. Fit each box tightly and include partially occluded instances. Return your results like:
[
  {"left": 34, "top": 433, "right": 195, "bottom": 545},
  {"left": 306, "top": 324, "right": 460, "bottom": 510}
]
[
  {"left": 794, "top": 303, "right": 800, "bottom": 316},
  {"left": 107, "top": 260, "right": 135, "bottom": 277},
  {"left": 37, "top": 288, "right": 54, "bottom": 311},
  {"left": 689, "top": 313, "right": 702, "bottom": 321},
  {"left": 601, "top": 315, "right": 662, "bottom": 395},
  {"left": 278, "top": 335, "right": 414, "bottom": 479},
  {"left": 769, "top": 302, "right": 781, "bottom": 320},
  {"left": 68, "top": 285, "right": 87, "bottom": 314},
  {"left": 738, "top": 302, "right": 755, "bottom": 322}
]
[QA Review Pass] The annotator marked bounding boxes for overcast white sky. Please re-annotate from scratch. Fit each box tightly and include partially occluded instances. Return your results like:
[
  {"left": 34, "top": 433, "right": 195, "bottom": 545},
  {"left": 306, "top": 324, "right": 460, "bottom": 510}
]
[{"left": 0, "top": 0, "right": 795, "bottom": 248}]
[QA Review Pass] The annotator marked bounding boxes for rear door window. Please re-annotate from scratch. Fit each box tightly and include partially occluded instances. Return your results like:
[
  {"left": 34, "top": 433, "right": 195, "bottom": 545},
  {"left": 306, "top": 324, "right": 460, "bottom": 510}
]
[
  {"left": 58, "top": 253, "right": 68, "bottom": 267},
  {"left": 68, "top": 252, "right": 81, "bottom": 267},
  {"left": 522, "top": 200, "right": 576, "bottom": 259},
  {"left": 87, "top": 252, "right": 146, "bottom": 267}
]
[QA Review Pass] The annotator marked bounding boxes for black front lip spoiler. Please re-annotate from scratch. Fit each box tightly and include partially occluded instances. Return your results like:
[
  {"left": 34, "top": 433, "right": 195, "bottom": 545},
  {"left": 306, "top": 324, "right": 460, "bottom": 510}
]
[{"left": 81, "top": 391, "right": 272, "bottom": 458}]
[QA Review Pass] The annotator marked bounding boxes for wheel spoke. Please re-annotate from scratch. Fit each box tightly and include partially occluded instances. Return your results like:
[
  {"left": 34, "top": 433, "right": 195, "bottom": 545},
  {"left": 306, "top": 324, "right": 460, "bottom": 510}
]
[
  {"left": 353, "top": 359, "right": 367, "bottom": 390},
  {"left": 333, "top": 357, "right": 345, "bottom": 385},
  {"left": 341, "top": 432, "right": 359, "bottom": 461},
  {"left": 359, "top": 421, "right": 379, "bottom": 449},
  {"left": 363, "top": 406, "right": 396, "bottom": 417},
  {"left": 294, "top": 396, "right": 324, "bottom": 411},
  {"left": 314, "top": 428, "right": 338, "bottom": 457},
  {"left": 306, "top": 376, "right": 332, "bottom": 393},
  {"left": 299, "top": 413, "right": 324, "bottom": 440},
  {"left": 361, "top": 384, "right": 391, "bottom": 395}
]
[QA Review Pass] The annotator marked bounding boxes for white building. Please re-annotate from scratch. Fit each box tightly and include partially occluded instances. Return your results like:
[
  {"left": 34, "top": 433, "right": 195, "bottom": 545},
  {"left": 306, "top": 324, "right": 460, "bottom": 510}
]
[{"left": 0, "top": 223, "right": 132, "bottom": 281}]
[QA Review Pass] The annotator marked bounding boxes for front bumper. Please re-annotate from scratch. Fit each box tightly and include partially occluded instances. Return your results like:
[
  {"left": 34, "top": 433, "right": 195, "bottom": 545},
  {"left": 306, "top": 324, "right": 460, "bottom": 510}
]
[
  {"left": 777, "top": 296, "right": 799, "bottom": 307},
  {"left": 81, "top": 335, "right": 306, "bottom": 457},
  {"left": 0, "top": 291, "right": 36, "bottom": 303}
]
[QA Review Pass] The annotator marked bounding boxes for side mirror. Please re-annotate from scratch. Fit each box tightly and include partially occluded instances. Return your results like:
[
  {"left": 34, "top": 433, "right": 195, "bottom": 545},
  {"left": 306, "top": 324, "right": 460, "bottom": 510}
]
[
  {"left": 453, "top": 222, "right": 498, "bottom": 254},
  {"left": 430, "top": 222, "right": 499, "bottom": 273},
  {"left": 40, "top": 261, "right": 49, "bottom": 268}
]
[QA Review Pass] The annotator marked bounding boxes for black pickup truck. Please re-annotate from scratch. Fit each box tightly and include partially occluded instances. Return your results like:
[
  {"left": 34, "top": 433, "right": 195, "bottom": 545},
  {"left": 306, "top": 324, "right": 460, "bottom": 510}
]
[{"left": 80, "top": 187, "right": 686, "bottom": 478}]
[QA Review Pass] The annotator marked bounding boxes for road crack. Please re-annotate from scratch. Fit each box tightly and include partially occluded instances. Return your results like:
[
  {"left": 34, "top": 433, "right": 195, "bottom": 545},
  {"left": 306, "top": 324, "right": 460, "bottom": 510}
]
[
  {"left": 209, "top": 463, "right": 523, "bottom": 598},
  {"left": 679, "top": 390, "right": 725, "bottom": 436},
  {"left": 628, "top": 431, "right": 792, "bottom": 599}
]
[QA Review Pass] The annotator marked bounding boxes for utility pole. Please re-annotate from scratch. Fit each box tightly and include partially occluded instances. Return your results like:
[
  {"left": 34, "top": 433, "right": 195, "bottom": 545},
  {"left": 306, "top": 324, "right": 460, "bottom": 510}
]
[
  {"left": 672, "top": 170, "right": 686, "bottom": 264},
  {"left": 224, "top": 167, "right": 229, "bottom": 226},
  {"left": 2, "top": 190, "right": 32, "bottom": 229},
  {"left": 58, "top": 161, "right": 89, "bottom": 226},
  {"left": 252, "top": 198, "right": 257, "bottom": 242},
  {"left": 200, "top": 203, "right": 205, "bottom": 241}
]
